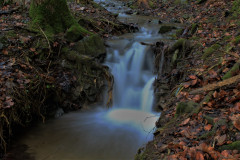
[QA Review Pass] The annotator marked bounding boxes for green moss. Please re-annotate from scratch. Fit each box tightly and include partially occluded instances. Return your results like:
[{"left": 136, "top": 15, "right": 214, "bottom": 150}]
[
  {"left": 199, "top": 119, "right": 227, "bottom": 139},
  {"left": 176, "top": 29, "right": 184, "bottom": 37},
  {"left": 222, "top": 61, "right": 240, "bottom": 80},
  {"left": 203, "top": 115, "right": 214, "bottom": 125},
  {"left": 220, "top": 141, "right": 240, "bottom": 151},
  {"left": 175, "top": 101, "right": 198, "bottom": 117},
  {"left": 202, "top": 44, "right": 221, "bottom": 60},
  {"left": 233, "top": 35, "right": 240, "bottom": 45},
  {"left": 232, "top": 0, "right": 240, "bottom": 18},
  {"left": 190, "top": 23, "right": 198, "bottom": 35},
  {"left": 223, "top": 35, "right": 232, "bottom": 41},
  {"left": 29, "top": 0, "right": 90, "bottom": 39},
  {"left": 73, "top": 34, "right": 106, "bottom": 57},
  {"left": 159, "top": 25, "right": 176, "bottom": 34},
  {"left": 65, "top": 24, "right": 91, "bottom": 42}
]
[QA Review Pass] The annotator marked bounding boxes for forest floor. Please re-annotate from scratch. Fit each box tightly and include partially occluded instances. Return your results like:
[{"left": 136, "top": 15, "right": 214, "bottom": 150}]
[{"left": 123, "top": 0, "right": 240, "bottom": 159}]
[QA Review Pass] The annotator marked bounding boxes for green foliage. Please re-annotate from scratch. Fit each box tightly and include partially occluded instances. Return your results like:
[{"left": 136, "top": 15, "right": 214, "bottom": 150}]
[
  {"left": 232, "top": 0, "right": 240, "bottom": 18},
  {"left": 220, "top": 141, "right": 240, "bottom": 151}
]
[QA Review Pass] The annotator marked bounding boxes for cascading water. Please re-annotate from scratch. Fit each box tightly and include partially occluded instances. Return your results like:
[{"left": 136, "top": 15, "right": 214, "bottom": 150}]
[{"left": 10, "top": 1, "right": 166, "bottom": 160}]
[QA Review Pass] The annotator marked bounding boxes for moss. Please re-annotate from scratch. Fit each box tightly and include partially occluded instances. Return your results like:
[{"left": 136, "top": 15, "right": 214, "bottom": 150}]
[
  {"left": 202, "top": 44, "right": 221, "bottom": 60},
  {"left": 199, "top": 119, "right": 227, "bottom": 139},
  {"left": 233, "top": 35, "right": 240, "bottom": 45},
  {"left": 222, "top": 61, "right": 240, "bottom": 80},
  {"left": 176, "top": 29, "right": 184, "bottom": 37},
  {"left": 65, "top": 24, "right": 91, "bottom": 42},
  {"left": 190, "top": 23, "right": 198, "bottom": 35},
  {"left": 29, "top": 0, "right": 90, "bottom": 39},
  {"left": 170, "top": 39, "right": 185, "bottom": 52},
  {"left": 159, "top": 25, "right": 176, "bottom": 34},
  {"left": 175, "top": 101, "right": 198, "bottom": 117},
  {"left": 203, "top": 115, "right": 215, "bottom": 125},
  {"left": 232, "top": 0, "right": 240, "bottom": 18},
  {"left": 220, "top": 141, "right": 240, "bottom": 151},
  {"left": 223, "top": 35, "right": 232, "bottom": 41},
  {"left": 73, "top": 34, "right": 106, "bottom": 57}
]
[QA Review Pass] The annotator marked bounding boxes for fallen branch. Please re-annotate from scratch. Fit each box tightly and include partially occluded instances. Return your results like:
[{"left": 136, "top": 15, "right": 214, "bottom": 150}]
[{"left": 190, "top": 74, "right": 240, "bottom": 94}]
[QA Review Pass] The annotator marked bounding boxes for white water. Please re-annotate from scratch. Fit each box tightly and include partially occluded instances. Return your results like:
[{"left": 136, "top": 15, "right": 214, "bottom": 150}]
[{"left": 11, "top": 1, "right": 163, "bottom": 160}]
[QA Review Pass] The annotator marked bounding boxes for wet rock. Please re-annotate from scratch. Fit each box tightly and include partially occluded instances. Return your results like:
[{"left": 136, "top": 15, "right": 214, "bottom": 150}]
[
  {"left": 159, "top": 25, "right": 176, "bottom": 34},
  {"left": 73, "top": 34, "right": 106, "bottom": 58},
  {"left": 170, "top": 18, "right": 181, "bottom": 23},
  {"left": 125, "top": 10, "right": 134, "bottom": 15},
  {"left": 54, "top": 108, "right": 64, "bottom": 118}
]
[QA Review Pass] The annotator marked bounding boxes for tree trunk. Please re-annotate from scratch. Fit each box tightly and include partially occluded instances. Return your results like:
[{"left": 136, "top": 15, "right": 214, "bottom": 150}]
[{"left": 30, "top": 0, "right": 91, "bottom": 41}]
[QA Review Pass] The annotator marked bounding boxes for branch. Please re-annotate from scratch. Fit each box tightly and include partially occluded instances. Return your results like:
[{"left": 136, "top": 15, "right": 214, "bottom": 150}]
[{"left": 190, "top": 74, "right": 240, "bottom": 94}]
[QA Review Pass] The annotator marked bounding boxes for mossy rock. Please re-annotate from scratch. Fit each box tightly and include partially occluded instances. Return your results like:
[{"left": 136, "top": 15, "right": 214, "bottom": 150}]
[
  {"left": 159, "top": 25, "right": 177, "bottom": 34},
  {"left": 175, "top": 101, "right": 198, "bottom": 117},
  {"left": 73, "top": 34, "right": 106, "bottom": 57},
  {"left": 220, "top": 141, "right": 240, "bottom": 151},
  {"left": 202, "top": 44, "right": 221, "bottom": 60},
  {"left": 65, "top": 24, "right": 91, "bottom": 42}
]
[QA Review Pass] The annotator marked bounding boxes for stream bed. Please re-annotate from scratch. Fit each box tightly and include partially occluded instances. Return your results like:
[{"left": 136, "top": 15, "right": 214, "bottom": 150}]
[{"left": 9, "top": 1, "right": 177, "bottom": 159}]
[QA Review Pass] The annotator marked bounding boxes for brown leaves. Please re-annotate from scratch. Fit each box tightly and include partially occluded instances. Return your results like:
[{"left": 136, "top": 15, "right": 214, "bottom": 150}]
[
  {"left": 183, "top": 75, "right": 199, "bottom": 88},
  {"left": 215, "top": 134, "right": 227, "bottom": 146},
  {"left": 204, "top": 124, "right": 212, "bottom": 131}
]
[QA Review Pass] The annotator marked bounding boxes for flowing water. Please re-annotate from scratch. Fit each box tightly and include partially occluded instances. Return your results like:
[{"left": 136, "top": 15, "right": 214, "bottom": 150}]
[{"left": 9, "top": 1, "right": 174, "bottom": 160}]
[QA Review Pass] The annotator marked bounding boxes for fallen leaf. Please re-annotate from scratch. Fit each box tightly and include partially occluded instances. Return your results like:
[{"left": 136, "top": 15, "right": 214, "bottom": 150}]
[
  {"left": 196, "top": 151, "right": 204, "bottom": 160},
  {"left": 180, "top": 118, "right": 190, "bottom": 126},
  {"left": 189, "top": 75, "right": 197, "bottom": 80},
  {"left": 216, "top": 134, "right": 227, "bottom": 146},
  {"left": 204, "top": 124, "right": 212, "bottom": 131},
  {"left": 233, "top": 117, "right": 240, "bottom": 131}
]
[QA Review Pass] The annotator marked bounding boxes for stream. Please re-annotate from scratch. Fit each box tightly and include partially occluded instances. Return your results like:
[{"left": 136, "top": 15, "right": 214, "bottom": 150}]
[{"left": 10, "top": 1, "right": 172, "bottom": 160}]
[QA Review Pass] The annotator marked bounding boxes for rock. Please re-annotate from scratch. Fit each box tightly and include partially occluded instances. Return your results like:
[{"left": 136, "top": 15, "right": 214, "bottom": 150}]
[
  {"left": 125, "top": 10, "right": 134, "bottom": 15},
  {"left": 159, "top": 25, "right": 176, "bottom": 34},
  {"left": 175, "top": 101, "right": 198, "bottom": 117},
  {"left": 65, "top": 24, "right": 85, "bottom": 42},
  {"left": 73, "top": 34, "right": 106, "bottom": 58},
  {"left": 54, "top": 108, "right": 64, "bottom": 118}
]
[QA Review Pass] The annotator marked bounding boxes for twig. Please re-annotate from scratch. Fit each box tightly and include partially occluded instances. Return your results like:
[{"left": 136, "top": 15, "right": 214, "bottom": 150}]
[{"left": 38, "top": 25, "right": 52, "bottom": 58}]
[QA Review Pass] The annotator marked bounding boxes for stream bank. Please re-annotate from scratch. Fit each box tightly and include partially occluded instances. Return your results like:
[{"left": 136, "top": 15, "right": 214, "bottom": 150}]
[
  {"left": 0, "top": 0, "right": 132, "bottom": 156},
  {"left": 122, "top": 0, "right": 240, "bottom": 159}
]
